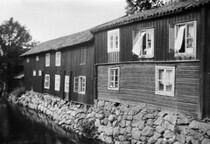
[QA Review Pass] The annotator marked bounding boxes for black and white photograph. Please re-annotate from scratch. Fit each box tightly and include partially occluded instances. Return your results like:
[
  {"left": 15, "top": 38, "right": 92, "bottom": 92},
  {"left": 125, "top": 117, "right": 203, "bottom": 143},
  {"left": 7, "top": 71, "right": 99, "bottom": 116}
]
[{"left": 0, "top": 0, "right": 210, "bottom": 144}]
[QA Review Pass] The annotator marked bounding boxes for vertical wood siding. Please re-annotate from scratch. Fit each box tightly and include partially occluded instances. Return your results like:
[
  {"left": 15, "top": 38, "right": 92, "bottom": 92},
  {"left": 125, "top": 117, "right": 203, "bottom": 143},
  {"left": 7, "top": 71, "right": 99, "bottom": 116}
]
[
  {"left": 24, "top": 42, "right": 95, "bottom": 105},
  {"left": 108, "top": 52, "right": 119, "bottom": 63},
  {"left": 97, "top": 62, "right": 200, "bottom": 116},
  {"left": 95, "top": 9, "right": 202, "bottom": 63},
  {"left": 200, "top": 5, "right": 210, "bottom": 118}
]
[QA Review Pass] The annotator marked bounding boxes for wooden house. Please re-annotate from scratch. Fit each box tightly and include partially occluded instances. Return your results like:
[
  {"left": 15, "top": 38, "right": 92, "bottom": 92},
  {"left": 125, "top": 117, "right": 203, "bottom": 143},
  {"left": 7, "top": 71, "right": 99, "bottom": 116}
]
[
  {"left": 92, "top": 0, "right": 210, "bottom": 118},
  {"left": 21, "top": 30, "right": 95, "bottom": 105}
]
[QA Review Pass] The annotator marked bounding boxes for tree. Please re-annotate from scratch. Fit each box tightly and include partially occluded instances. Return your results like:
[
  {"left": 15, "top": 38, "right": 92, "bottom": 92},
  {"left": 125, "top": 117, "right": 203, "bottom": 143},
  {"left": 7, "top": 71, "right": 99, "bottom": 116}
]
[
  {"left": 125, "top": 0, "right": 163, "bottom": 15},
  {"left": 0, "top": 17, "right": 38, "bottom": 92}
]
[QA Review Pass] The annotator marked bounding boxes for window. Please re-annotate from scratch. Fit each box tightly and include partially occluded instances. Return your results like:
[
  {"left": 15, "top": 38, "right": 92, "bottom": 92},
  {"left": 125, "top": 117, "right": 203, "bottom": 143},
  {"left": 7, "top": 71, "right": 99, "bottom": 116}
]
[
  {"left": 38, "top": 70, "right": 42, "bottom": 76},
  {"left": 80, "top": 49, "right": 86, "bottom": 65},
  {"left": 26, "top": 58, "right": 29, "bottom": 63},
  {"left": 174, "top": 21, "right": 196, "bottom": 56},
  {"left": 74, "top": 77, "right": 79, "bottom": 92},
  {"left": 36, "top": 56, "right": 39, "bottom": 61},
  {"left": 155, "top": 66, "right": 175, "bottom": 97},
  {"left": 64, "top": 75, "right": 70, "bottom": 93},
  {"left": 44, "top": 74, "right": 50, "bottom": 89},
  {"left": 108, "top": 67, "right": 120, "bottom": 90},
  {"left": 74, "top": 76, "right": 86, "bottom": 94},
  {"left": 33, "top": 70, "right": 36, "bottom": 76},
  {"left": 55, "top": 51, "right": 61, "bottom": 66},
  {"left": 132, "top": 28, "right": 154, "bottom": 58},
  {"left": 107, "top": 29, "right": 120, "bottom": 53},
  {"left": 78, "top": 76, "right": 86, "bottom": 94},
  {"left": 45, "top": 53, "right": 50, "bottom": 67},
  {"left": 54, "top": 75, "right": 60, "bottom": 91}
]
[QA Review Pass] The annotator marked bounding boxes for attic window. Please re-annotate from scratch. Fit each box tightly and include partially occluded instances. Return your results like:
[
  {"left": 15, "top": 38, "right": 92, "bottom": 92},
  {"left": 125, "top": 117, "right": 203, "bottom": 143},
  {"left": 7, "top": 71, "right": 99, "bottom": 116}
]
[
  {"left": 132, "top": 28, "right": 154, "bottom": 58},
  {"left": 36, "top": 56, "right": 39, "bottom": 61},
  {"left": 107, "top": 29, "right": 120, "bottom": 53},
  {"left": 174, "top": 21, "right": 196, "bottom": 57},
  {"left": 45, "top": 53, "right": 50, "bottom": 67},
  {"left": 55, "top": 51, "right": 61, "bottom": 66}
]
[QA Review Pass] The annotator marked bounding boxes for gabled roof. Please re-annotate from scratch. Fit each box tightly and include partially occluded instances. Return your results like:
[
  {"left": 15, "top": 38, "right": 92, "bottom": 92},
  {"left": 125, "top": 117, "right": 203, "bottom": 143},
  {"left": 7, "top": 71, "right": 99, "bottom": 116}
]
[
  {"left": 91, "top": 0, "right": 210, "bottom": 33},
  {"left": 21, "top": 30, "right": 93, "bottom": 56}
]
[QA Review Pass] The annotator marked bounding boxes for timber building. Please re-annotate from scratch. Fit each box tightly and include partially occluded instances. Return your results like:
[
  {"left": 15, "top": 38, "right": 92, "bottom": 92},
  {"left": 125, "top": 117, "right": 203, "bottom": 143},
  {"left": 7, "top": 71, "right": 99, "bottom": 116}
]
[
  {"left": 21, "top": 30, "right": 95, "bottom": 105},
  {"left": 22, "top": 0, "right": 210, "bottom": 118},
  {"left": 91, "top": 0, "right": 210, "bottom": 118}
]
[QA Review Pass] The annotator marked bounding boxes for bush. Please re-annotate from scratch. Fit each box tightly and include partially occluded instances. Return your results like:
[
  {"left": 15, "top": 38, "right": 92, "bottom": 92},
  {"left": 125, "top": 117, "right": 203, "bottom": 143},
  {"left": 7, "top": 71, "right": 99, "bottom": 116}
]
[{"left": 81, "top": 119, "right": 97, "bottom": 138}]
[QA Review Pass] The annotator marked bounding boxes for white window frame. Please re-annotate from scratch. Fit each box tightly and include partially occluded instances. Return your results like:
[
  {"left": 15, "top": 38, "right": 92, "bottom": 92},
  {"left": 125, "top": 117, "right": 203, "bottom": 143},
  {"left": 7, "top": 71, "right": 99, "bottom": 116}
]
[
  {"left": 155, "top": 66, "right": 175, "bottom": 97},
  {"left": 132, "top": 28, "right": 154, "bottom": 58},
  {"left": 54, "top": 74, "right": 60, "bottom": 91},
  {"left": 33, "top": 70, "right": 36, "bottom": 76},
  {"left": 108, "top": 67, "right": 120, "bottom": 90},
  {"left": 107, "top": 29, "right": 120, "bottom": 53},
  {"left": 45, "top": 53, "right": 50, "bottom": 67},
  {"left": 174, "top": 21, "right": 196, "bottom": 57},
  {"left": 55, "top": 51, "right": 61, "bottom": 66},
  {"left": 44, "top": 74, "right": 50, "bottom": 89},
  {"left": 26, "top": 58, "right": 29, "bottom": 63},
  {"left": 78, "top": 76, "right": 86, "bottom": 94},
  {"left": 64, "top": 75, "right": 70, "bottom": 93},
  {"left": 36, "top": 56, "right": 39, "bottom": 61},
  {"left": 73, "top": 76, "right": 86, "bottom": 94}
]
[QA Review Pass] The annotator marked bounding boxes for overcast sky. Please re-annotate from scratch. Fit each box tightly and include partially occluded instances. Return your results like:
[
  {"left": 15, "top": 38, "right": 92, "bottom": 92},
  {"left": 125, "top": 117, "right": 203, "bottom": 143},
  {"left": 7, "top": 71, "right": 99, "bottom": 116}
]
[{"left": 0, "top": 0, "right": 126, "bottom": 43}]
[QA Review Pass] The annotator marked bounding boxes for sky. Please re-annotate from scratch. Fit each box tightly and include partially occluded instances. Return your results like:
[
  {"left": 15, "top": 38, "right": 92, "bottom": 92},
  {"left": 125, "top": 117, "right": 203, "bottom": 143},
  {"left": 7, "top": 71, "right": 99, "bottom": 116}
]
[{"left": 0, "top": 0, "right": 126, "bottom": 43}]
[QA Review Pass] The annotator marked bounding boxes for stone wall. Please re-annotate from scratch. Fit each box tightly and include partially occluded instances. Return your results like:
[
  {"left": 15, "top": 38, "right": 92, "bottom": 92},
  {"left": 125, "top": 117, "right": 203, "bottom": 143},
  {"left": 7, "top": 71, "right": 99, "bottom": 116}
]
[{"left": 8, "top": 91, "right": 210, "bottom": 144}]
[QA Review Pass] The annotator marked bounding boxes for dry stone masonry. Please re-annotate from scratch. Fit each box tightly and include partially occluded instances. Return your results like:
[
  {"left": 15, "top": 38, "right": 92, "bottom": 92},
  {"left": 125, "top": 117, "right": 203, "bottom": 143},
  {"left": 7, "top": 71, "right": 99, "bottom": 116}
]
[{"left": 8, "top": 91, "right": 210, "bottom": 144}]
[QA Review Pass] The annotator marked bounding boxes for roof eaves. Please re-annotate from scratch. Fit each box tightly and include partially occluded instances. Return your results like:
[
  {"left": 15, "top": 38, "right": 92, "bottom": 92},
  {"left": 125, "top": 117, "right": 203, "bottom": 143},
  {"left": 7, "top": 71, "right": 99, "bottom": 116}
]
[{"left": 92, "top": 0, "right": 210, "bottom": 33}]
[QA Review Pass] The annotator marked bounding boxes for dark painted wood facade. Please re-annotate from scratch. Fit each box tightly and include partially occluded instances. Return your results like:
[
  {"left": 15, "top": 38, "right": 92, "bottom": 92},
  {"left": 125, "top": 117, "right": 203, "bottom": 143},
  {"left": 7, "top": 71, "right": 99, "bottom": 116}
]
[
  {"left": 23, "top": 41, "right": 95, "bottom": 105},
  {"left": 94, "top": 3, "right": 210, "bottom": 118},
  {"left": 97, "top": 61, "right": 200, "bottom": 117}
]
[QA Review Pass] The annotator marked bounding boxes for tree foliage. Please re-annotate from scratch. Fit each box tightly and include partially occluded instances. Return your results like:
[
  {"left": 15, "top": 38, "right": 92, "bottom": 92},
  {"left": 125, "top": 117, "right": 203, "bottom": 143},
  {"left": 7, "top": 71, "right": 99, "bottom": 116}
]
[
  {"left": 125, "top": 0, "right": 163, "bottom": 15},
  {"left": 0, "top": 17, "right": 38, "bottom": 91}
]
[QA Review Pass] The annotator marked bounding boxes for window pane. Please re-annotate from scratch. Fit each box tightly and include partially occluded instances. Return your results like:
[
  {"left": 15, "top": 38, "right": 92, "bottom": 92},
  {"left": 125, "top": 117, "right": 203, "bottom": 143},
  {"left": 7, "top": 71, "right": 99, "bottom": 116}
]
[
  {"left": 142, "top": 34, "right": 146, "bottom": 55},
  {"left": 110, "top": 70, "right": 114, "bottom": 76},
  {"left": 115, "top": 35, "right": 118, "bottom": 48},
  {"left": 110, "top": 82, "right": 114, "bottom": 87},
  {"left": 158, "top": 81, "right": 164, "bottom": 91},
  {"left": 115, "top": 81, "right": 118, "bottom": 87},
  {"left": 166, "top": 70, "right": 172, "bottom": 83},
  {"left": 186, "top": 23, "right": 194, "bottom": 50},
  {"left": 166, "top": 84, "right": 172, "bottom": 92},
  {"left": 110, "top": 36, "right": 113, "bottom": 49},
  {"left": 147, "top": 33, "right": 151, "bottom": 49},
  {"left": 159, "top": 69, "right": 164, "bottom": 80},
  {"left": 64, "top": 75, "right": 69, "bottom": 93}
]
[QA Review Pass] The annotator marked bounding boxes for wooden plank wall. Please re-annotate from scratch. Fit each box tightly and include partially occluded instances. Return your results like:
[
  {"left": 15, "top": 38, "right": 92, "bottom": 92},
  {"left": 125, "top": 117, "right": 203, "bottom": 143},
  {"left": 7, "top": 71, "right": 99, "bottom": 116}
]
[
  {"left": 201, "top": 4, "right": 210, "bottom": 118},
  {"left": 95, "top": 8, "right": 202, "bottom": 63},
  {"left": 24, "top": 42, "right": 95, "bottom": 105},
  {"left": 97, "top": 62, "right": 200, "bottom": 116}
]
